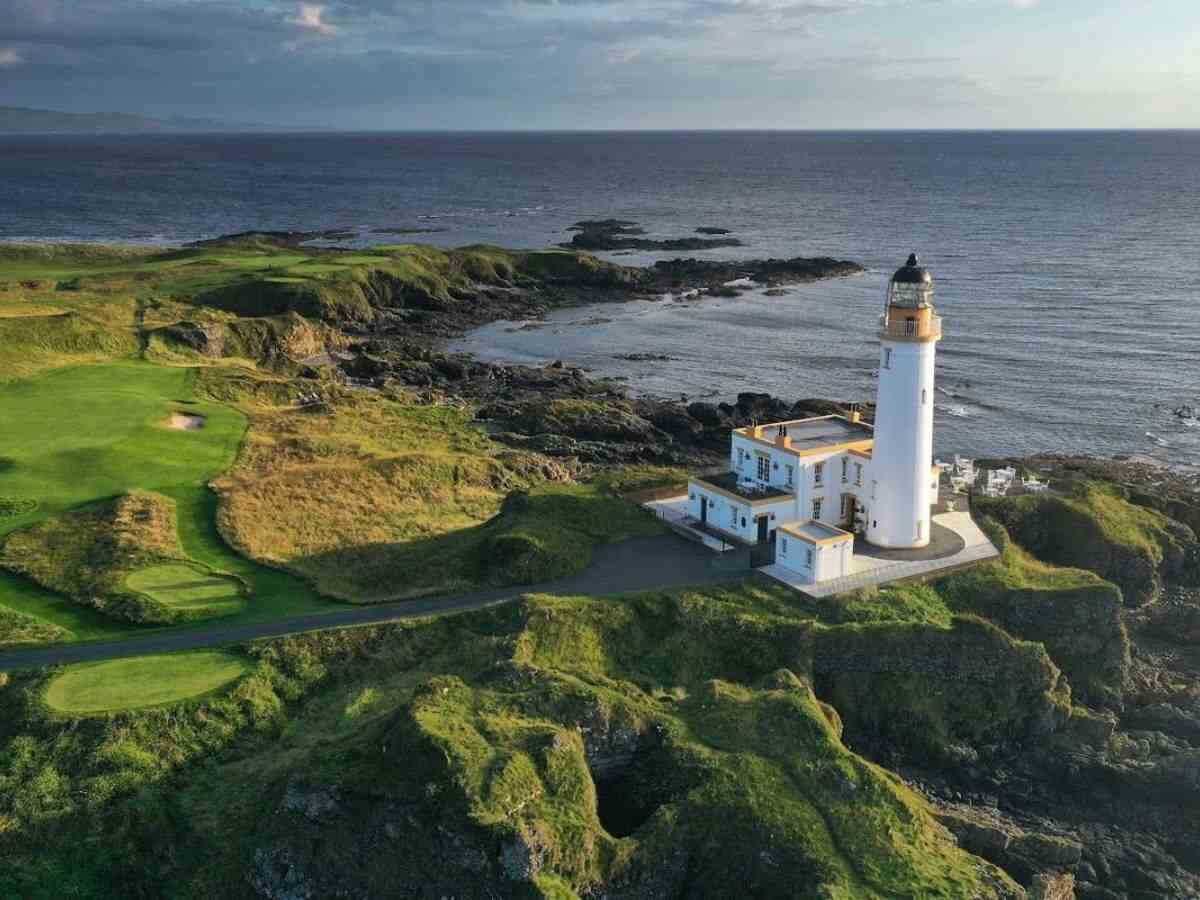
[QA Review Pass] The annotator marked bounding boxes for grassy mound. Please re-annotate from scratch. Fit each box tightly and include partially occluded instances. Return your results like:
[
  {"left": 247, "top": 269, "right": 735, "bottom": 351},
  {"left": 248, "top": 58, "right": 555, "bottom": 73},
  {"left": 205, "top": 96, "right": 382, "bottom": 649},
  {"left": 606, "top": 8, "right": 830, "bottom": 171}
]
[
  {"left": 937, "top": 520, "right": 1129, "bottom": 707},
  {"left": 978, "top": 481, "right": 1195, "bottom": 606},
  {"left": 0, "top": 490, "right": 243, "bottom": 624},
  {"left": 124, "top": 563, "right": 246, "bottom": 618},
  {"left": 43, "top": 651, "right": 249, "bottom": 714}
]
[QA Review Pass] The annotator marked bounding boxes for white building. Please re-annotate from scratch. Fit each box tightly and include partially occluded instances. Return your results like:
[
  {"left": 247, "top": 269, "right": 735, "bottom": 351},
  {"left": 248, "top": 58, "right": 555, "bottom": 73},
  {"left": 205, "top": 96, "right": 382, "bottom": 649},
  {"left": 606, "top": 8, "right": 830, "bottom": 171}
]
[{"left": 686, "top": 253, "right": 944, "bottom": 585}]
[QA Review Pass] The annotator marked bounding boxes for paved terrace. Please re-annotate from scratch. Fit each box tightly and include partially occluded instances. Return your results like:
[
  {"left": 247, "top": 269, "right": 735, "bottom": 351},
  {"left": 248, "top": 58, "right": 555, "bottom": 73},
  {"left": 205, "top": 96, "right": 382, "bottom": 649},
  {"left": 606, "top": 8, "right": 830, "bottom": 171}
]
[
  {"left": 760, "top": 511, "right": 999, "bottom": 598},
  {"left": 743, "top": 415, "right": 873, "bottom": 450}
]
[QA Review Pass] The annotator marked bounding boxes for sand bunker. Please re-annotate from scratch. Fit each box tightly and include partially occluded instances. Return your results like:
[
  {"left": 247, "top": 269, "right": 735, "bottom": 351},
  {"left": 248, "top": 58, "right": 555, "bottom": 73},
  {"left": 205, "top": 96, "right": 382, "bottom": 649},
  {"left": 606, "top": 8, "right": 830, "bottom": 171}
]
[{"left": 166, "top": 412, "right": 206, "bottom": 431}]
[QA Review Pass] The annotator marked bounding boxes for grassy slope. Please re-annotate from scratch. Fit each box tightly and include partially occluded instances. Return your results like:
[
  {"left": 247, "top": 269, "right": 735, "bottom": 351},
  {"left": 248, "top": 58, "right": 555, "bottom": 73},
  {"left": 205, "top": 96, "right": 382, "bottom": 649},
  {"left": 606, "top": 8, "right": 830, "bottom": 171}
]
[
  {"left": 207, "top": 370, "right": 662, "bottom": 601},
  {"left": 0, "top": 582, "right": 1040, "bottom": 899},
  {"left": 0, "top": 362, "right": 333, "bottom": 643}
]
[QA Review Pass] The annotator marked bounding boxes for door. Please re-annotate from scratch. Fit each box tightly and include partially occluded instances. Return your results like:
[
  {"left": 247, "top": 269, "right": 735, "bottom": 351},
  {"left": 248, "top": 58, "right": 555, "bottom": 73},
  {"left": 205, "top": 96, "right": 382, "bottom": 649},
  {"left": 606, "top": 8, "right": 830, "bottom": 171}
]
[
  {"left": 843, "top": 495, "right": 857, "bottom": 529},
  {"left": 700, "top": 496, "right": 708, "bottom": 525},
  {"left": 757, "top": 516, "right": 769, "bottom": 543}
]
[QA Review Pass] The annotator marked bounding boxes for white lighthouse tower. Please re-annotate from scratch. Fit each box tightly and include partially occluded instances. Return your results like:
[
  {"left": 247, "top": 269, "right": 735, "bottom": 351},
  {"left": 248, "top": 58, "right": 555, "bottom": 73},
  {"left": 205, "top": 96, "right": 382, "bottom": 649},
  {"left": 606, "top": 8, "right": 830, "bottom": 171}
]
[{"left": 866, "top": 254, "right": 942, "bottom": 549}]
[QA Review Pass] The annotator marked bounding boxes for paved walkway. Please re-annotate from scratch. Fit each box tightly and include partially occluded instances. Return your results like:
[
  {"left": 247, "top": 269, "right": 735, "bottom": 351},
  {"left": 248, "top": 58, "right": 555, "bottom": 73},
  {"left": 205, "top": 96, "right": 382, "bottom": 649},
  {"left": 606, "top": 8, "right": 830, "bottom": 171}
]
[
  {"left": 759, "top": 511, "right": 999, "bottom": 598},
  {"left": 0, "top": 534, "right": 743, "bottom": 671}
]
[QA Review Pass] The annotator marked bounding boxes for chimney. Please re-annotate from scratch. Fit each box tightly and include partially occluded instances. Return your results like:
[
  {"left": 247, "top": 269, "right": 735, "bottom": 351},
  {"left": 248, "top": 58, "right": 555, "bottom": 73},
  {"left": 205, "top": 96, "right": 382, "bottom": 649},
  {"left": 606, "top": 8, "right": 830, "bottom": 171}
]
[{"left": 774, "top": 433, "right": 792, "bottom": 449}]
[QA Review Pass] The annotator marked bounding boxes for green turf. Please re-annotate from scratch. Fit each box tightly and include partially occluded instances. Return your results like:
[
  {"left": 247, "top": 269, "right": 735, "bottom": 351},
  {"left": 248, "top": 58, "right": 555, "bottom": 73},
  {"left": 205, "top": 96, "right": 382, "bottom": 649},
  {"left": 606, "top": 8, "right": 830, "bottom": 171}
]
[
  {"left": 0, "top": 361, "right": 335, "bottom": 642},
  {"left": 124, "top": 563, "right": 246, "bottom": 617},
  {"left": 43, "top": 651, "right": 249, "bottom": 713}
]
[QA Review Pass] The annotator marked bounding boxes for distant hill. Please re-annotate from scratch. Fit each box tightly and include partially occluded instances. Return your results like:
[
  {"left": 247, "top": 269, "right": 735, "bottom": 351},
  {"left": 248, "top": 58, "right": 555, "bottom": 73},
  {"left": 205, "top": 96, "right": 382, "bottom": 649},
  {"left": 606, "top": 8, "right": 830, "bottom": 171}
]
[{"left": 0, "top": 106, "right": 274, "bottom": 134}]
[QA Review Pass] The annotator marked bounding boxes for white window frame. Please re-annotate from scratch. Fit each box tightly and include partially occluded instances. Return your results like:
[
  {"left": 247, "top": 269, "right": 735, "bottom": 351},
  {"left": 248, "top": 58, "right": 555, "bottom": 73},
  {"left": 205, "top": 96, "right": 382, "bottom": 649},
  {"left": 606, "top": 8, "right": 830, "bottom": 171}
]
[
  {"left": 785, "top": 464, "right": 794, "bottom": 487},
  {"left": 812, "top": 498, "right": 823, "bottom": 520},
  {"left": 756, "top": 454, "right": 770, "bottom": 482},
  {"left": 855, "top": 463, "right": 863, "bottom": 486},
  {"left": 805, "top": 547, "right": 814, "bottom": 567},
  {"left": 780, "top": 538, "right": 788, "bottom": 557},
  {"left": 883, "top": 347, "right": 893, "bottom": 369},
  {"left": 814, "top": 463, "right": 824, "bottom": 486}
]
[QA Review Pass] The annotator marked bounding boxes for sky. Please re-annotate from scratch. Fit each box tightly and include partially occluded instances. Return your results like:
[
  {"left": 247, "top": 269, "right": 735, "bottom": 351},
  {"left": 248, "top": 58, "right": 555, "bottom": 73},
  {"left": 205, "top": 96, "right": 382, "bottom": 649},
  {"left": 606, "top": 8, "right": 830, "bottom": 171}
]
[{"left": 0, "top": 0, "right": 1198, "bottom": 129}]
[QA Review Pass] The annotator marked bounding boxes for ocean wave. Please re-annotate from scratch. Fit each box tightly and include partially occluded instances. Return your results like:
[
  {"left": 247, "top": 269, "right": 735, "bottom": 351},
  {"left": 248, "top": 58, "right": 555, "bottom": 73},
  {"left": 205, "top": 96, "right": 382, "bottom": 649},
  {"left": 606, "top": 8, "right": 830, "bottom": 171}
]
[{"left": 937, "top": 404, "right": 971, "bottom": 418}]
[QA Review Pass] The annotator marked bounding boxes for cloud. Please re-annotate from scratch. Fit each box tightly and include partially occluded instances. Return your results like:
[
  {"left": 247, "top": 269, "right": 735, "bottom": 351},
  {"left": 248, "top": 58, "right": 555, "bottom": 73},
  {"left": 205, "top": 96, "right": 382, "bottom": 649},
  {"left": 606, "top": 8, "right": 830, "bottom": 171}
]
[
  {"left": 287, "top": 3, "right": 338, "bottom": 36},
  {"left": 1009, "top": 0, "right": 1039, "bottom": 7},
  {"left": 0, "top": 48, "right": 22, "bottom": 67}
]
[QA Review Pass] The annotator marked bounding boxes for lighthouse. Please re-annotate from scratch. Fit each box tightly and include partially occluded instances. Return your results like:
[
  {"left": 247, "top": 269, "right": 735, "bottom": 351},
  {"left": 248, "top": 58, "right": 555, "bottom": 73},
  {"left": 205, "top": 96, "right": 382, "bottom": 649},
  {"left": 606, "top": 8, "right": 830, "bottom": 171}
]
[{"left": 866, "top": 254, "right": 942, "bottom": 549}]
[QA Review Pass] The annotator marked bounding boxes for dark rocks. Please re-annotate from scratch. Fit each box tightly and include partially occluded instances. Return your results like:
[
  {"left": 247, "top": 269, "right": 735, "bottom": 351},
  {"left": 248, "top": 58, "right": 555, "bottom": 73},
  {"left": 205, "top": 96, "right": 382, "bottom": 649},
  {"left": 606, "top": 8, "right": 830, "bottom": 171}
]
[
  {"left": 562, "top": 219, "right": 742, "bottom": 252},
  {"left": 652, "top": 255, "right": 865, "bottom": 289},
  {"left": 248, "top": 847, "right": 314, "bottom": 900},
  {"left": 695, "top": 227, "right": 732, "bottom": 235},
  {"left": 614, "top": 352, "right": 676, "bottom": 362},
  {"left": 500, "top": 829, "right": 548, "bottom": 881}
]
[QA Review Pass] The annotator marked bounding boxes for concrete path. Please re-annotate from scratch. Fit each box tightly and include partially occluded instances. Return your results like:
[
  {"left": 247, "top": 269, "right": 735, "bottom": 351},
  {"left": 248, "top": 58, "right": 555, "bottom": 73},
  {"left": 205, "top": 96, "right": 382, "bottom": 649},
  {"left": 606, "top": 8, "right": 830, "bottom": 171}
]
[{"left": 0, "top": 534, "right": 743, "bottom": 671}]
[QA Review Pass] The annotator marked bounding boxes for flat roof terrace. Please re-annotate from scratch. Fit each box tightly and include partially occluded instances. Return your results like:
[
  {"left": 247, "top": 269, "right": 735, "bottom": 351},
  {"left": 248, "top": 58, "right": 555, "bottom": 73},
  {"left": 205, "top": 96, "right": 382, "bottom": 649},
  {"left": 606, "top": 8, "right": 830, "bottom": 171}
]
[
  {"left": 779, "top": 520, "right": 854, "bottom": 544},
  {"left": 691, "top": 471, "right": 792, "bottom": 503},
  {"left": 737, "top": 415, "right": 874, "bottom": 452}
]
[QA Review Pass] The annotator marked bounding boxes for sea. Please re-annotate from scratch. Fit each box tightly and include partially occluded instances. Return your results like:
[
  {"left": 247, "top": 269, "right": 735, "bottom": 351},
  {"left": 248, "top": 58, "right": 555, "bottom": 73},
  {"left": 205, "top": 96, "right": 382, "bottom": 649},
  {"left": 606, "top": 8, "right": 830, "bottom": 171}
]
[{"left": 3, "top": 130, "right": 1198, "bottom": 468}]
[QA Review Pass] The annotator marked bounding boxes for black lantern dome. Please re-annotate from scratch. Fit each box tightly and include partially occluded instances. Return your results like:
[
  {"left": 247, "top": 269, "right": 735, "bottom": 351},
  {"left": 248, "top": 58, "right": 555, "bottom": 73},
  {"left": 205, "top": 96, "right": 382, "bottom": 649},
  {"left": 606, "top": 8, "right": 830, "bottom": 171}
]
[{"left": 887, "top": 253, "right": 933, "bottom": 308}]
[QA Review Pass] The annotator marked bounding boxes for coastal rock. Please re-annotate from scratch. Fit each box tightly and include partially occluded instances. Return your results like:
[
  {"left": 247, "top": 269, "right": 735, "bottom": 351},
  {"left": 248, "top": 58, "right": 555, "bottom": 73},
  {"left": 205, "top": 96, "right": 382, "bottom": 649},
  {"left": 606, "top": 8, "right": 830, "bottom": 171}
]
[{"left": 562, "top": 219, "right": 742, "bottom": 252}]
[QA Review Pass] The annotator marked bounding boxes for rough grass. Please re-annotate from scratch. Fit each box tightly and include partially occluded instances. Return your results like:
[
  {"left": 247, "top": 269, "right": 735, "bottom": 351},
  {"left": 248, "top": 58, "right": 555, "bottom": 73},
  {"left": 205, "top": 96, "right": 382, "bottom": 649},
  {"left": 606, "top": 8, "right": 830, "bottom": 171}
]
[
  {"left": 207, "top": 372, "right": 655, "bottom": 601},
  {"left": 0, "top": 607, "right": 67, "bottom": 647},
  {"left": 42, "top": 651, "right": 250, "bottom": 714}
]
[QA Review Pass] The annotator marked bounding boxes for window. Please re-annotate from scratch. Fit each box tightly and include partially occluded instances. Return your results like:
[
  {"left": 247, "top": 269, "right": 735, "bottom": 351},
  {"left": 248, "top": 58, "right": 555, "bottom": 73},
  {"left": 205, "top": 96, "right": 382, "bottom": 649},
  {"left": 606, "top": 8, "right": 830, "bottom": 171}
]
[
  {"left": 922, "top": 388, "right": 928, "bottom": 405},
  {"left": 812, "top": 499, "right": 823, "bottom": 520},
  {"left": 814, "top": 463, "right": 824, "bottom": 486},
  {"left": 785, "top": 464, "right": 794, "bottom": 487},
  {"left": 805, "top": 547, "right": 814, "bottom": 567},
  {"left": 883, "top": 347, "right": 893, "bottom": 369},
  {"left": 871, "top": 479, "right": 878, "bottom": 499},
  {"left": 780, "top": 538, "right": 788, "bottom": 557},
  {"left": 756, "top": 455, "right": 770, "bottom": 482},
  {"left": 916, "top": 520, "right": 924, "bottom": 541},
  {"left": 840, "top": 495, "right": 851, "bottom": 518},
  {"left": 905, "top": 316, "right": 916, "bottom": 336},
  {"left": 855, "top": 463, "right": 862, "bottom": 486},
  {"left": 729, "top": 505, "right": 738, "bottom": 526},
  {"left": 841, "top": 458, "right": 848, "bottom": 483}
]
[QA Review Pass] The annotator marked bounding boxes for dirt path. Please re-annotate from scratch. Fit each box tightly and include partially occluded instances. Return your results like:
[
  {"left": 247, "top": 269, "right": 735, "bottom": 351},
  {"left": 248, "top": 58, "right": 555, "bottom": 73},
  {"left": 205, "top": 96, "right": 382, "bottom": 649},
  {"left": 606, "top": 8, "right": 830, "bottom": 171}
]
[{"left": 0, "top": 534, "right": 745, "bottom": 670}]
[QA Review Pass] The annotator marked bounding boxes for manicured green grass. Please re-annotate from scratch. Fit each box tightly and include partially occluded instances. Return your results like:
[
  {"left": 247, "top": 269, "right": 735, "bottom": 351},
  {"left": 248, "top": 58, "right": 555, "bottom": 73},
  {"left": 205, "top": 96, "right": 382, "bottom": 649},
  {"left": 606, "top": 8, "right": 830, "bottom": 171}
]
[
  {"left": 0, "top": 362, "right": 335, "bottom": 642},
  {"left": 125, "top": 563, "right": 246, "bottom": 617},
  {"left": 43, "top": 651, "right": 249, "bottom": 713}
]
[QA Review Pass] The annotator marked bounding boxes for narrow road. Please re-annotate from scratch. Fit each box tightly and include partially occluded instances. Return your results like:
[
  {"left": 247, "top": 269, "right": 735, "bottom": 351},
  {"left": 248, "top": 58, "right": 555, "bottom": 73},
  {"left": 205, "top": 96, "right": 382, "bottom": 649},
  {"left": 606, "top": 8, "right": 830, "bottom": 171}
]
[{"left": 0, "top": 534, "right": 747, "bottom": 670}]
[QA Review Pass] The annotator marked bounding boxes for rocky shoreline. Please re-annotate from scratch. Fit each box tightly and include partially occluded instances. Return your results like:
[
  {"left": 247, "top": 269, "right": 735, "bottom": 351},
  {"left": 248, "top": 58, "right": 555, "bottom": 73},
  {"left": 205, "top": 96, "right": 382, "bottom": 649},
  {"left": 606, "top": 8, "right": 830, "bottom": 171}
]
[{"left": 172, "top": 233, "right": 1200, "bottom": 897}]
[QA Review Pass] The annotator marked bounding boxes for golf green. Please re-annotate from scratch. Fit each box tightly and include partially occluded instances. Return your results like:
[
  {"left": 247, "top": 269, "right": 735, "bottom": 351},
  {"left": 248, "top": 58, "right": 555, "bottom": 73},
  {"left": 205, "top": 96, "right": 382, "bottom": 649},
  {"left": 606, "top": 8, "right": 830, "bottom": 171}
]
[
  {"left": 125, "top": 563, "right": 247, "bottom": 617},
  {"left": 0, "top": 362, "right": 335, "bottom": 643},
  {"left": 44, "top": 651, "right": 249, "bottom": 713}
]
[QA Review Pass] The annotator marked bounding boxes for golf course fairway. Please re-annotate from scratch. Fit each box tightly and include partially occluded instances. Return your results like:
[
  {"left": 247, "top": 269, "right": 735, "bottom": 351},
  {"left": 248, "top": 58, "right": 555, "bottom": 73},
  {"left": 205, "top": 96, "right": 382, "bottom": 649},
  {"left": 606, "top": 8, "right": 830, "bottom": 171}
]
[{"left": 0, "top": 362, "right": 334, "bottom": 643}]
